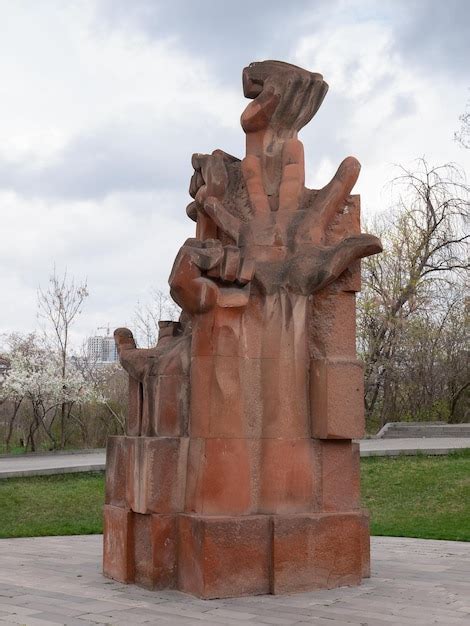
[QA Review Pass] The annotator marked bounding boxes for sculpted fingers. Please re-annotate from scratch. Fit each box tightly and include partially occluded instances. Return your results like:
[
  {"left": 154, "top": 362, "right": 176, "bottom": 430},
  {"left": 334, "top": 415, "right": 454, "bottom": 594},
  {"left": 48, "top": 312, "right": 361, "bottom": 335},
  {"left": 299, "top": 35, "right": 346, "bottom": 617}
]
[
  {"left": 292, "top": 233, "right": 382, "bottom": 294},
  {"left": 216, "top": 246, "right": 255, "bottom": 284},
  {"left": 329, "top": 156, "right": 361, "bottom": 197},
  {"left": 113, "top": 328, "right": 153, "bottom": 381},
  {"left": 169, "top": 239, "right": 222, "bottom": 313},
  {"left": 237, "top": 255, "right": 255, "bottom": 285},
  {"left": 216, "top": 247, "right": 254, "bottom": 309},
  {"left": 200, "top": 152, "right": 228, "bottom": 200},
  {"left": 242, "top": 155, "right": 270, "bottom": 215},
  {"left": 317, "top": 234, "right": 382, "bottom": 291},
  {"left": 289, "top": 233, "right": 382, "bottom": 294},
  {"left": 188, "top": 151, "right": 241, "bottom": 241},
  {"left": 206, "top": 244, "right": 255, "bottom": 283},
  {"left": 296, "top": 156, "right": 361, "bottom": 245},
  {"left": 240, "top": 86, "right": 280, "bottom": 133},
  {"left": 186, "top": 201, "right": 198, "bottom": 222},
  {"left": 114, "top": 327, "right": 136, "bottom": 353},
  {"left": 189, "top": 156, "right": 205, "bottom": 199},
  {"left": 191, "top": 150, "right": 239, "bottom": 204},
  {"left": 279, "top": 139, "right": 305, "bottom": 212},
  {"left": 203, "top": 197, "right": 241, "bottom": 243},
  {"left": 188, "top": 238, "right": 224, "bottom": 271},
  {"left": 340, "top": 234, "right": 383, "bottom": 259},
  {"left": 219, "top": 245, "right": 240, "bottom": 282},
  {"left": 316, "top": 156, "right": 361, "bottom": 224}
]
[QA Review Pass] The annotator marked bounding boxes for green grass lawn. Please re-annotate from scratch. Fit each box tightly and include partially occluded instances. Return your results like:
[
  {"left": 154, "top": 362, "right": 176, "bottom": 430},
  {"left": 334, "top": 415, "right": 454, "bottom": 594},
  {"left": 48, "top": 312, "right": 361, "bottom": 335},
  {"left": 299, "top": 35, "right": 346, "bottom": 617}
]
[
  {"left": 0, "top": 472, "right": 104, "bottom": 538},
  {"left": 361, "top": 450, "right": 470, "bottom": 541},
  {"left": 0, "top": 451, "right": 469, "bottom": 540}
]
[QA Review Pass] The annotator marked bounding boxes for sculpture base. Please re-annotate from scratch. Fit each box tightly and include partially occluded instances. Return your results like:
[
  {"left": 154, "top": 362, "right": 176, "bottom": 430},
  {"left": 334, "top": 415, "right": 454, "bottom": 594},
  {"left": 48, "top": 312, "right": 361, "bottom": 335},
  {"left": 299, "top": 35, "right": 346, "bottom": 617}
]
[{"left": 103, "top": 506, "right": 370, "bottom": 599}]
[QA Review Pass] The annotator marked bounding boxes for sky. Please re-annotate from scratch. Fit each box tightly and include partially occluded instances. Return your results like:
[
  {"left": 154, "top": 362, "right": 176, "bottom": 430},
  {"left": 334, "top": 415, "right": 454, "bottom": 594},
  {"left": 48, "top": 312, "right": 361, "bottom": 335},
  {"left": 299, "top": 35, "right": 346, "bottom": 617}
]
[{"left": 1, "top": 0, "right": 469, "bottom": 347}]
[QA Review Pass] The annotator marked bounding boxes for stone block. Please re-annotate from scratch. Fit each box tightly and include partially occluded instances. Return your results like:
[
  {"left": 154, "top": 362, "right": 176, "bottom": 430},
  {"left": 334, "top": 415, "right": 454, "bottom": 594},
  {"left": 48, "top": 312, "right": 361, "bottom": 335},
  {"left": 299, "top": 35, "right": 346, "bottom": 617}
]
[
  {"left": 185, "top": 438, "right": 257, "bottom": 515},
  {"left": 190, "top": 355, "right": 310, "bottom": 439},
  {"left": 127, "top": 377, "right": 143, "bottom": 436},
  {"left": 339, "top": 259, "right": 361, "bottom": 293},
  {"left": 191, "top": 307, "right": 242, "bottom": 357},
  {"left": 126, "top": 437, "right": 189, "bottom": 514},
  {"left": 309, "top": 291, "right": 357, "bottom": 359},
  {"left": 240, "top": 292, "right": 309, "bottom": 361},
  {"left": 272, "top": 512, "right": 364, "bottom": 594},
  {"left": 190, "top": 355, "right": 254, "bottom": 438},
  {"left": 360, "top": 510, "right": 371, "bottom": 578},
  {"left": 257, "top": 356, "right": 310, "bottom": 439},
  {"left": 310, "top": 358, "right": 365, "bottom": 439},
  {"left": 154, "top": 374, "right": 188, "bottom": 436},
  {"left": 259, "top": 438, "right": 321, "bottom": 514},
  {"left": 105, "top": 436, "right": 128, "bottom": 508},
  {"left": 320, "top": 440, "right": 360, "bottom": 511},
  {"left": 103, "top": 505, "right": 134, "bottom": 583},
  {"left": 133, "top": 513, "right": 178, "bottom": 589},
  {"left": 329, "top": 194, "right": 361, "bottom": 293},
  {"left": 178, "top": 514, "right": 271, "bottom": 599}
]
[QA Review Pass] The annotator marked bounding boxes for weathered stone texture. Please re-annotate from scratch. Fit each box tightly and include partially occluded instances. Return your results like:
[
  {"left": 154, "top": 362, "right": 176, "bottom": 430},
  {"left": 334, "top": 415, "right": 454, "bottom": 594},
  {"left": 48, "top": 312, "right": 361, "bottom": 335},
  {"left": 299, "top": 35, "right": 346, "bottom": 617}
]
[{"left": 104, "top": 59, "right": 382, "bottom": 598}]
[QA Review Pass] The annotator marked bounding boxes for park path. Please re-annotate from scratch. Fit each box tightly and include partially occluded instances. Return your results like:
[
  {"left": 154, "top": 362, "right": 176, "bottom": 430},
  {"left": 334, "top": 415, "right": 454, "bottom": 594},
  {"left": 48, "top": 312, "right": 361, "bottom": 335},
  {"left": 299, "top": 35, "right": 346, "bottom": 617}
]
[
  {"left": 0, "top": 450, "right": 105, "bottom": 479},
  {"left": 359, "top": 436, "right": 470, "bottom": 456},
  {"left": 0, "top": 437, "right": 469, "bottom": 478},
  {"left": 0, "top": 535, "right": 468, "bottom": 624}
]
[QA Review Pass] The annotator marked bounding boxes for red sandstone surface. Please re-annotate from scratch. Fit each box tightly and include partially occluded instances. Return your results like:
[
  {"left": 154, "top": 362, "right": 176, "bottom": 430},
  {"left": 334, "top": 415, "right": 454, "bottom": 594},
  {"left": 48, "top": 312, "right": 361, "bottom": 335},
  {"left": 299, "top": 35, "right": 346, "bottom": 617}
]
[{"left": 103, "top": 59, "right": 382, "bottom": 599}]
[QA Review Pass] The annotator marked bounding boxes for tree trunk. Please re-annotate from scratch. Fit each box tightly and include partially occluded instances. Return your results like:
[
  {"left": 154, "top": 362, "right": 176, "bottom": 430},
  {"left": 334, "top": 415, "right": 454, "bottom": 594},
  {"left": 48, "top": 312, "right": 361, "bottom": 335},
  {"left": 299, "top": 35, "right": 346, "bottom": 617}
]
[{"left": 5, "top": 399, "right": 23, "bottom": 451}]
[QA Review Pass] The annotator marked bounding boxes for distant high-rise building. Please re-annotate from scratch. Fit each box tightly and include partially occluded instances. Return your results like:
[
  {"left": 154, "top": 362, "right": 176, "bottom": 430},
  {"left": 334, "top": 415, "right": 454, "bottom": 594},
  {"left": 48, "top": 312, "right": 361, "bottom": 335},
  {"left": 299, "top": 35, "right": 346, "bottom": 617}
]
[{"left": 87, "top": 335, "right": 118, "bottom": 363}]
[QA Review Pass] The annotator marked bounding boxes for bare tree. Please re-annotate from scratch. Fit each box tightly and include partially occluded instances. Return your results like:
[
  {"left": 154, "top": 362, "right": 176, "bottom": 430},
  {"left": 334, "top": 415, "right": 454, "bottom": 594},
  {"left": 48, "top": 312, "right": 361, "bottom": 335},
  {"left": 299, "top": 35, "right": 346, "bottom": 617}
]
[
  {"left": 359, "top": 159, "right": 469, "bottom": 428},
  {"left": 362, "top": 289, "right": 468, "bottom": 427},
  {"left": 440, "top": 295, "right": 469, "bottom": 423},
  {"left": 133, "top": 287, "right": 180, "bottom": 348},
  {"left": 37, "top": 267, "right": 88, "bottom": 447}
]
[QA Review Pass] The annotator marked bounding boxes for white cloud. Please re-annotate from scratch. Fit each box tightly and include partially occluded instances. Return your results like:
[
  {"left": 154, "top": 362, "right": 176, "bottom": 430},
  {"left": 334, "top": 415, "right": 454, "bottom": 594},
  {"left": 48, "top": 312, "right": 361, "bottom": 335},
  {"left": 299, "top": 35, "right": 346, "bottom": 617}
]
[
  {"left": 0, "top": 0, "right": 468, "bottom": 345},
  {"left": 295, "top": 21, "right": 394, "bottom": 100},
  {"left": 295, "top": 17, "right": 470, "bottom": 214},
  {"left": 0, "top": 188, "right": 194, "bottom": 339},
  {"left": 0, "top": 1, "right": 239, "bottom": 341}
]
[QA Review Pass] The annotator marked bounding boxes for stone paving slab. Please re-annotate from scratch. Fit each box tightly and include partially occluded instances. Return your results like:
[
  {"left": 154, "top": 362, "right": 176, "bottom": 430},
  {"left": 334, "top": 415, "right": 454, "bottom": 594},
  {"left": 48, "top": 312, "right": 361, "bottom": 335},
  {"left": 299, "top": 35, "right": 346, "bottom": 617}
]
[
  {"left": 1, "top": 438, "right": 469, "bottom": 479},
  {"left": 0, "top": 535, "right": 468, "bottom": 624}
]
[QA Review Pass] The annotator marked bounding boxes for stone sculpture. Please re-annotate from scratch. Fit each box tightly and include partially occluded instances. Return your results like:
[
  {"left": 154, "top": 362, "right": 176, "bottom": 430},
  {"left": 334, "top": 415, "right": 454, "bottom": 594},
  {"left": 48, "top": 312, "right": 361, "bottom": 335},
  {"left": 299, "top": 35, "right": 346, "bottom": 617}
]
[{"left": 103, "top": 60, "right": 382, "bottom": 598}]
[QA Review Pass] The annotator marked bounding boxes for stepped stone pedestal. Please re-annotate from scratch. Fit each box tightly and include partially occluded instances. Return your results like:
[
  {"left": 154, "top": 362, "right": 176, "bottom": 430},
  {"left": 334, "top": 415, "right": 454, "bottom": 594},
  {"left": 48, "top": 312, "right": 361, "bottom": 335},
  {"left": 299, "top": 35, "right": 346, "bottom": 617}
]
[{"left": 103, "top": 59, "right": 382, "bottom": 598}]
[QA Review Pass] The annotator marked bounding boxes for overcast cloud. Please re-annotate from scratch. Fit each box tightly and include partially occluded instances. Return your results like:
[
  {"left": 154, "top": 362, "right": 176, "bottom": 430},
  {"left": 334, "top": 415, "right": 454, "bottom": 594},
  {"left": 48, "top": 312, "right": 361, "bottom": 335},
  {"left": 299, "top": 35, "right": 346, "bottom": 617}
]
[{"left": 1, "top": 0, "right": 469, "bottom": 346}]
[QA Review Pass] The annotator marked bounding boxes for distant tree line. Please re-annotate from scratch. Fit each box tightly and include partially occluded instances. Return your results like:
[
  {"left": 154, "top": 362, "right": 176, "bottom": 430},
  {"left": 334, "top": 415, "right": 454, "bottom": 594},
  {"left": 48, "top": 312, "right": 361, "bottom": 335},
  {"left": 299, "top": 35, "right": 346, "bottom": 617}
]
[{"left": 358, "top": 159, "right": 468, "bottom": 430}]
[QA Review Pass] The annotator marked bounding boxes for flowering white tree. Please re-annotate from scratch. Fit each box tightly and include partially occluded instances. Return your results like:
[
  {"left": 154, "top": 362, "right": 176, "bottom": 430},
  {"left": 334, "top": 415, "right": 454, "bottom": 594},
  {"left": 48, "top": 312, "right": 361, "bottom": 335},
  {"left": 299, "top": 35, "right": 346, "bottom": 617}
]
[
  {"left": 0, "top": 334, "right": 105, "bottom": 451},
  {"left": 0, "top": 351, "right": 22, "bottom": 452}
]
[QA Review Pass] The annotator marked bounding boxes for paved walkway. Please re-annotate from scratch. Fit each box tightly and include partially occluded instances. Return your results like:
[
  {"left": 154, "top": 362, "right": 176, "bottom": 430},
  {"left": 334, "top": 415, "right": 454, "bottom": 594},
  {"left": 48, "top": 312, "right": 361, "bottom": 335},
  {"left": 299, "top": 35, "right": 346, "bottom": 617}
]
[
  {"left": 1, "top": 437, "right": 469, "bottom": 479},
  {"left": 0, "top": 535, "right": 468, "bottom": 624},
  {"left": 358, "top": 437, "right": 470, "bottom": 457},
  {"left": 0, "top": 450, "right": 106, "bottom": 479}
]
